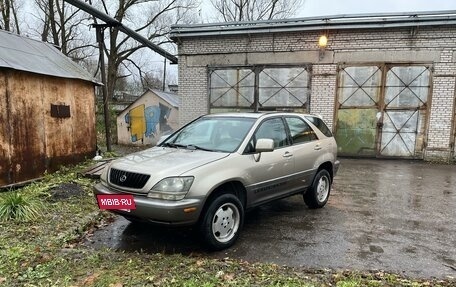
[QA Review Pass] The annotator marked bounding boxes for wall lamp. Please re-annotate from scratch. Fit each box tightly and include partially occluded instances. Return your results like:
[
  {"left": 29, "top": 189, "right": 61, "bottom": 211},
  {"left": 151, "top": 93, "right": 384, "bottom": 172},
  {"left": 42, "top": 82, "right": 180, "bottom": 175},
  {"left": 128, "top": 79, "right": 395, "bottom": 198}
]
[
  {"left": 318, "top": 35, "right": 328, "bottom": 48},
  {"left": 318, "top": 34, "right": 328, "bottom": 60}
]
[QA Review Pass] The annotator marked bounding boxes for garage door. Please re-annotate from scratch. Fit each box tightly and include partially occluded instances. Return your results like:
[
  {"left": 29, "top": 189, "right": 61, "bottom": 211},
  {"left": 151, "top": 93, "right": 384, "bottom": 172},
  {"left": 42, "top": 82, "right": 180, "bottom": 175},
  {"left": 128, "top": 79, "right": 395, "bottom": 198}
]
[
  {"left": 335, "top": 65, "right": 430, "bottom": 158},
  {"left": 209, "top": 66, "right": 310, "bottom": 113},
  {"left": 454, "top": 104, "right": 456, "bottom": 159}
]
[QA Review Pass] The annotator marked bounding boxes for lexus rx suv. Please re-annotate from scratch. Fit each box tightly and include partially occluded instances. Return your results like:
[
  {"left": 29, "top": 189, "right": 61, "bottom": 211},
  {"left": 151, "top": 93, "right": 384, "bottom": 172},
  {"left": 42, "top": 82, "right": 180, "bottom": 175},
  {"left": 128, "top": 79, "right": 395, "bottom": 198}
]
[{"left": 94, "top": 112, "right": 339, "bottom": 250}]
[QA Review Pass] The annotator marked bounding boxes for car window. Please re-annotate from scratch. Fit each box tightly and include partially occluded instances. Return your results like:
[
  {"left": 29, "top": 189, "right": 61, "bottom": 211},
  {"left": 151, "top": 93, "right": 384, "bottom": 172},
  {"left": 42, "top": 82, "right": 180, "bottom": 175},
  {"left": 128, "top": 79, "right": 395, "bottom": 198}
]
[
  {"left": 285, "top": 117, "right": 318, "bottom": 144},
  {"left": 247, "top": 118, "right": 288, "bottom": 151},
  {"left": 304, "top": 116, "right": 333, "bottom": 137},
  {"left": 164, "top": 117, "right": 255, "bottom": 153},
  {"left": 173, "top": 119, "right": 215, "bottom": 145}
]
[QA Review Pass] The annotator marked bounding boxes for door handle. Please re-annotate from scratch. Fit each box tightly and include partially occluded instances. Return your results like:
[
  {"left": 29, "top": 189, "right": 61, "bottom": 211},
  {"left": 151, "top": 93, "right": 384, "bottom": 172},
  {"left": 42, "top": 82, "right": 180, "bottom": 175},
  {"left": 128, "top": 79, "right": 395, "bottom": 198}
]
[
  {"left": 283, "top": 152, "right": 293, "bottom": 158},
  {"left": 314, "top": 145, "right": 322, "bottom": 151}
]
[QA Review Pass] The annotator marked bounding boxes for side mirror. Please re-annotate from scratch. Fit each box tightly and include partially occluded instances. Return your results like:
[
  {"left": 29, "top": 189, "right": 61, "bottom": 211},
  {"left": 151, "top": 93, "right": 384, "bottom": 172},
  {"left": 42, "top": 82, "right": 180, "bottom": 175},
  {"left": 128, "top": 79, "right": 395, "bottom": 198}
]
[{"left": 255, "top": 138, "right": 274, "bottom": 153}]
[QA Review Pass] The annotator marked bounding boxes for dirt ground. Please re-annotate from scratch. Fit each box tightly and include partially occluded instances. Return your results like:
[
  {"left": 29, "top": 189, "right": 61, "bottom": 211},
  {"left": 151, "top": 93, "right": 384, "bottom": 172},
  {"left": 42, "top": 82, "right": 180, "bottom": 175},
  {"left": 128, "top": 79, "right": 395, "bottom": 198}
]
[{"left": 85, "top": 158, "right": 456, "bottom": 279}]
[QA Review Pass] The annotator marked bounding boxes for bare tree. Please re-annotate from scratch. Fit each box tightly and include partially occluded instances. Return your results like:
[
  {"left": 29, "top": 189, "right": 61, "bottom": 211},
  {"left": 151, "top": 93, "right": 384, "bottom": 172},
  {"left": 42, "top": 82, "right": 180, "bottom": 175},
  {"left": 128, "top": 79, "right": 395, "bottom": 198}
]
[
  {"left": 210, "top": 0, "right": 303, "bottom": 22},
  {"left": 33, "top": 0, "right": 96, "bottom": 62},
  {"left": 88, "top": 0, "right": 197, "bottom": 101},
  {"left": 0, "top": 0, "right": 22, "bottom": 33}
]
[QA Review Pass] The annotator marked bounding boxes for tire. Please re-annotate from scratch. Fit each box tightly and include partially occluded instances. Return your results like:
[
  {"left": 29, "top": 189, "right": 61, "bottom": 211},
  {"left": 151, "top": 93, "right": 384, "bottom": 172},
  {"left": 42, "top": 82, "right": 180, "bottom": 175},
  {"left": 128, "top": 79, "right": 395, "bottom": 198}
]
[
  {"left": 304, "top": 169, "right": 331, "bottom": 209},
  {"left": 199, "top": 194, "right": 244, "bottom": 251}
]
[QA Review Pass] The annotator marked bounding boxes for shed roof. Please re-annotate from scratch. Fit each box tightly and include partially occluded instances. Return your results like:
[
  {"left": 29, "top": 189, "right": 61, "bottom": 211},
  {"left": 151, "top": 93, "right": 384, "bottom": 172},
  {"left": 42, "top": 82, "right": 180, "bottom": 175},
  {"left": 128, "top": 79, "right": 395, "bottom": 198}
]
[
  {"left": 170, "top": 10, "right": 456, "bottom": 39},
  {"left": 151, "top": 89, "right": 179, "bottom": 108},
  {"left": 119, "top": 88, "right": 179, "bottom": 115},
  {"left": 0, "top": 30, "right": 98, "bottom": 84}
]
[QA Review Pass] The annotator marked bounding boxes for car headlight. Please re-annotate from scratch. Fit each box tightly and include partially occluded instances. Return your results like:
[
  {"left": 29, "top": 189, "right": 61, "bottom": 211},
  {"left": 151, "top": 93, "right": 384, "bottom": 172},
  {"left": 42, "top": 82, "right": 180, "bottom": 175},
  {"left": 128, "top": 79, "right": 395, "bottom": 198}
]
[{"left": 148, "top": 177, "right": 194, "bottom": 200}]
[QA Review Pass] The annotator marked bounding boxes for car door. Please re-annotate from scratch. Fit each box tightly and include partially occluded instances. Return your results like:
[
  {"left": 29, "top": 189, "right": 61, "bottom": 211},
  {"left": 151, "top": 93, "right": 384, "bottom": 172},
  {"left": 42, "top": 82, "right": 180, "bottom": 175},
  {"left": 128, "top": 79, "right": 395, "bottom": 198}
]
[
  {"left": 284, "top": 116, "right": 322, "bottom": 191},
  {"left": 244, "top": 117, "right": 295, "bottom": 207}
]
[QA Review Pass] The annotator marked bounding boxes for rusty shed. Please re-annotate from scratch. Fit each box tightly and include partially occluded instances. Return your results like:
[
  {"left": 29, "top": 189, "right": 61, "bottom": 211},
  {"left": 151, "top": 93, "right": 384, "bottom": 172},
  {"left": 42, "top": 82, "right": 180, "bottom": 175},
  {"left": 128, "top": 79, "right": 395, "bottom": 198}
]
[{"left": 0, "top": 30, "right": 98, "bottom": 186}]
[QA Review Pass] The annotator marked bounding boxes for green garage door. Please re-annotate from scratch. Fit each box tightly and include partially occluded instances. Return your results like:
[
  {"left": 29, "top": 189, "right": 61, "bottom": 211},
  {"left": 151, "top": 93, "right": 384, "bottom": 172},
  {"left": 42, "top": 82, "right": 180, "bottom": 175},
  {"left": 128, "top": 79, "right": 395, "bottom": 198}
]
[{"left": 335, "top": 66, "right": 381, "bottom": 157}]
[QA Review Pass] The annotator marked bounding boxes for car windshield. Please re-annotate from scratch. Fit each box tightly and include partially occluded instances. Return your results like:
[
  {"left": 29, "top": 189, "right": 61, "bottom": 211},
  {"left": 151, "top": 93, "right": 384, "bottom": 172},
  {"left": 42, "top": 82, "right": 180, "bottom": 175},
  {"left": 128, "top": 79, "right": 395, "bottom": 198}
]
[{"left": 161, "top": 117, "right": 255, "bottom": 153}]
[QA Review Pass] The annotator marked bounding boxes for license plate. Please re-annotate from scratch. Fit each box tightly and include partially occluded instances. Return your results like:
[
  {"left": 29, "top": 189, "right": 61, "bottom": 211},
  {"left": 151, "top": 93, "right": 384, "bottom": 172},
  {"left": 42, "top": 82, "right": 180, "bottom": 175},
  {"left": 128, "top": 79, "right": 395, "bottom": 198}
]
[{"left": 97, "top": 194, "right": 136, "bottom": 210}]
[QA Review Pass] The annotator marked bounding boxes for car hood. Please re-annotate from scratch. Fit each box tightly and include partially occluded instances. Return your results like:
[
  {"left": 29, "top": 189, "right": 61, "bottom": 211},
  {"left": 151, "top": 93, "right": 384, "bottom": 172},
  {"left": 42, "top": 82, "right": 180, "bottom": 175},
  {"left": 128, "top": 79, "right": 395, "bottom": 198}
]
[{"left": 109, "top": 147, "right": 230, "bottom": 178}]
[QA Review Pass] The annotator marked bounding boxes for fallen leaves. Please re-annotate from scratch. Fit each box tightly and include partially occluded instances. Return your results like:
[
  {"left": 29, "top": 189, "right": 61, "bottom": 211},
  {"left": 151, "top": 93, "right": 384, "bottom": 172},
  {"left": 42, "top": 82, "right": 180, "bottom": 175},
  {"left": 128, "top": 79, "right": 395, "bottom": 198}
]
[{"left": 81, "top": 272, "right": 100, "bottom": 286}]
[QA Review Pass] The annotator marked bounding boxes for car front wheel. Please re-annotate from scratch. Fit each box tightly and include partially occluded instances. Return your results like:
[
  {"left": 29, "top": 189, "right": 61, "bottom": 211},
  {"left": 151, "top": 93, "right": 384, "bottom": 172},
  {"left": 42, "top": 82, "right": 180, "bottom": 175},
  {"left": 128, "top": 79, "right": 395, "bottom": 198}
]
[
  {"left": 199, "top": 193, "right": 244, "bottom": 251},
  {"left": 304, "top": 169, "right": 331, "bottom": 209}
]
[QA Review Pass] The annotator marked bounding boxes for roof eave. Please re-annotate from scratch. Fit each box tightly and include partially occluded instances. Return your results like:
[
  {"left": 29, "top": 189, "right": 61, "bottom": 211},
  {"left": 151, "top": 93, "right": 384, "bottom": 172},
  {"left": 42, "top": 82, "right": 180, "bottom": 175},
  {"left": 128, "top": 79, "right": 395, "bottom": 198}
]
[{"left": 170, "top": 10, "right": 456, "bottom": 40}]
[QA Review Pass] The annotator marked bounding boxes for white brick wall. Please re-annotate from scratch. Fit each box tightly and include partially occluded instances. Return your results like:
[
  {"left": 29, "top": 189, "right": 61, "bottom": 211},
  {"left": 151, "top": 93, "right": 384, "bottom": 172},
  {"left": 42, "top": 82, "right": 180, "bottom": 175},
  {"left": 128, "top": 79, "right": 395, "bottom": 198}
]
[
  {"left": 176, "top": 26, "right": 456, "bottom": 161},
  {"left": 310, "top": 65, "right": 337, "bottom": 129},
  {"left": 427, "top": 76, "right": 455, "bottom": 155},
  {"left": 178, "top": 56, "right": 208, "bottom": 126},
  {"left": 425, "top": 48, "right": 456, "bottom": 161}
]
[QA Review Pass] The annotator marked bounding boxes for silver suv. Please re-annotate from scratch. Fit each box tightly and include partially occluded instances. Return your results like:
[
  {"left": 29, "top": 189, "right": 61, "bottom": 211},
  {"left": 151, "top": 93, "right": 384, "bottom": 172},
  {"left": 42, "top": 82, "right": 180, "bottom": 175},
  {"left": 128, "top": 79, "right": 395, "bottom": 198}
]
[{"left": 94, "top": 112, "right": 339, "bottom": 250}]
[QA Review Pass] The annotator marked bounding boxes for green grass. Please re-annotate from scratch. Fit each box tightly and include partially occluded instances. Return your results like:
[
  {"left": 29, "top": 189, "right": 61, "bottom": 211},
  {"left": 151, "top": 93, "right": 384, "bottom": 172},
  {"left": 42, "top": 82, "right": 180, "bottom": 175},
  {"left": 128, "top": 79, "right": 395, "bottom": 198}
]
[
  {"left": 0, "top": 191, "right": 43, "bottom": 222},
  {"left": 0, "top": 162, "right": 454, "bottom": 286}
]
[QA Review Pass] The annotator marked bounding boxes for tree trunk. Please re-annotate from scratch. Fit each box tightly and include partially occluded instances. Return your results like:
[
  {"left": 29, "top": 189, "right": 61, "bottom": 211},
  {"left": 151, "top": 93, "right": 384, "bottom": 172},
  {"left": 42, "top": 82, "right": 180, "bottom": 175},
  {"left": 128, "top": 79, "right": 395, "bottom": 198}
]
[
  {"left": 49, "top": 0, "right": 60, "bottom": 46},
  {"left": 1, "top": 0, "right": 11, "bottom": 31}
]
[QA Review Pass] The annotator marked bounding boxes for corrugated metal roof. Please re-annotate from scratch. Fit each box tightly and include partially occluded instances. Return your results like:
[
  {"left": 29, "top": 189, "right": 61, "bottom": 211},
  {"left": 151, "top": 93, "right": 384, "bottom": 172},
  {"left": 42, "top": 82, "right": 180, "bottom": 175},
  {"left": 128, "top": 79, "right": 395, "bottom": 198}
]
[
  {"left": 170, "top": 10, "right": 456, "bottom": 39},
  {"left": 118, "top": 88, "right": 179, "bottom": 115},
  {"left": 151, "top": 89, "right": 179, "bottom": 108},
  {"left": 0, "top": 30, "right": 99, "bottom": 84}
]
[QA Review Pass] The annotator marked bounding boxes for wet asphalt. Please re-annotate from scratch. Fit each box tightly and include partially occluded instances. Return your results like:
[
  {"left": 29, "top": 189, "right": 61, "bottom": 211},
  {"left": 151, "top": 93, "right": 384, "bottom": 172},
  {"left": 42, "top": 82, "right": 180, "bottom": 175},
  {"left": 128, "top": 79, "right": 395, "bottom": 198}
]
[{"left": 84, "top": 159, "right": 456, "bottom": 279}]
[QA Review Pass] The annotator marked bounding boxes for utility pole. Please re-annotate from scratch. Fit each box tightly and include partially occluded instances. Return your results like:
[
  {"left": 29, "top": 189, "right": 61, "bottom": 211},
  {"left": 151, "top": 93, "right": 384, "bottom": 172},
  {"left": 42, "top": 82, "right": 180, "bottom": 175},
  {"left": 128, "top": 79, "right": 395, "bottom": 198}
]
[
  {"left": 64, "top": 0, "right": 179, "bottom": 152},
  {"left": 94, "top": 23, "right": 112, "bottom": 152},
  {"left": 162, "top": 58, "right": 167, "bottom": 91}
]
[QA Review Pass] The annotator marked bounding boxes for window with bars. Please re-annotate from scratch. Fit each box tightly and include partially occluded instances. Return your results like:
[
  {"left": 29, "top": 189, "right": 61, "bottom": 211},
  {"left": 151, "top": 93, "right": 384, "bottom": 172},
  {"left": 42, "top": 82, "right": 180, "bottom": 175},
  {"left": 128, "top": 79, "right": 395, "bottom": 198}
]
[
  {"left": 209, "top": 66, "right": 310, "bottom": 113},
  {"left": 210, "top": 69, "right": 255, "bottom": 112},
  {"left": 337, "top": 66, "right": 382, "bottom": 107}
]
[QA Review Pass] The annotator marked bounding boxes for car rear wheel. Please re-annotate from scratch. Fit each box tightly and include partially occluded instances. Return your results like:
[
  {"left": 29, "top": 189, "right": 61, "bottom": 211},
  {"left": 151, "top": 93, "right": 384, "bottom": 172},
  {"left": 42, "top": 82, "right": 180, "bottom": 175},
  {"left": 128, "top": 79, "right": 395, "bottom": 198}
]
[
  {"left": 199, "top": 194, "right": 244, "bottom": 251},
  {"left": 304, "top": 169, "right": 331, "bottom": 209}
]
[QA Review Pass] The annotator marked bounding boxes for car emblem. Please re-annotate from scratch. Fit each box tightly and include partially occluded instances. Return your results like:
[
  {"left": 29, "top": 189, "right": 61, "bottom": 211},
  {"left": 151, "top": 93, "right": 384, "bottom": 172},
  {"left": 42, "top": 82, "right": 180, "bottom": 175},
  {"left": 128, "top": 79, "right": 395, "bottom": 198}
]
[{"left": 120, "top": 175, "right": 127, "bottom": 182}]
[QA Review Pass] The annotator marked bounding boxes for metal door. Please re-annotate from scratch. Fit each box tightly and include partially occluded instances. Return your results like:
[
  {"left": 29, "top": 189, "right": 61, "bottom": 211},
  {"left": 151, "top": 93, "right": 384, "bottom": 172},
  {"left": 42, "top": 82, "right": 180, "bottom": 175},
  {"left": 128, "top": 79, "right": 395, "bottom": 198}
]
[
  {"left": 335, "top": 65, "right": 431, "bottom": 158},
  {"left": 335, "top": 66, "right": 382, "bottom": 156},
  {"left": 380, "top": 66, "right": 430, "bottom": 157},
  {"left": 453, "top": 99, "right": 456, "bottom": 159}
]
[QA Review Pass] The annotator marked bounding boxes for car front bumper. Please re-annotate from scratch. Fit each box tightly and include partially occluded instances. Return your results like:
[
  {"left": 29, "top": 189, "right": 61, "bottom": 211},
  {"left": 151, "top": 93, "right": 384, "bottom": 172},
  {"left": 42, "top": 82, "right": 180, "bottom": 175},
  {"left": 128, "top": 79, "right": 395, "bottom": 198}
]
[{"left": 93, "top": 183, "right": 202, "bottom": 226}]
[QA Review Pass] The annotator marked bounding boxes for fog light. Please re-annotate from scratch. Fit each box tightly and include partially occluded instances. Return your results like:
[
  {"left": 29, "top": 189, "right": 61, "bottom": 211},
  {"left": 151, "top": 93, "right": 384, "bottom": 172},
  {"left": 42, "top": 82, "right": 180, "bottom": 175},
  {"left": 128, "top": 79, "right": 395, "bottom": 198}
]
[{"left": 184, "top": 207, "right": 197, "bottom": 213}]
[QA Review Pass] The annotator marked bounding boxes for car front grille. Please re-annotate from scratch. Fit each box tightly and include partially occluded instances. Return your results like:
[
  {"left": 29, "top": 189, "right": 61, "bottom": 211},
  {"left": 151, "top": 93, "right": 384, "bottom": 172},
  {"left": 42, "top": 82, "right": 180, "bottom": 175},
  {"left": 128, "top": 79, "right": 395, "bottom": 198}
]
[{"left": 109, "top": 168, "right": 150, "bottom": 189}]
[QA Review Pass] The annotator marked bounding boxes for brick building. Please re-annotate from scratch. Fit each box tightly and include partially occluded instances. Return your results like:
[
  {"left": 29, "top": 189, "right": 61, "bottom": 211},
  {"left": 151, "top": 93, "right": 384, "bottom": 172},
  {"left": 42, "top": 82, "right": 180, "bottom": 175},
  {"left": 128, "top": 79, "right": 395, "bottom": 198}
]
[{"left": 170, "top": 11, "right": 456, "bottom": 161}]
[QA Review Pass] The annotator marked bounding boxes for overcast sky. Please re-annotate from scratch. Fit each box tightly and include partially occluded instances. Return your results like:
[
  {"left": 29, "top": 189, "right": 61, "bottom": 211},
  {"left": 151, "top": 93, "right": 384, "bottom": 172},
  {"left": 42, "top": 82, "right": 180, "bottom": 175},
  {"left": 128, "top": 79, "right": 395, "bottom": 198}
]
[
  {"left": 176, "top": 0, "right": 456, "bottom": 87},
  {"left": 298, "top": 0, "right": 456, "bottom": 17}
]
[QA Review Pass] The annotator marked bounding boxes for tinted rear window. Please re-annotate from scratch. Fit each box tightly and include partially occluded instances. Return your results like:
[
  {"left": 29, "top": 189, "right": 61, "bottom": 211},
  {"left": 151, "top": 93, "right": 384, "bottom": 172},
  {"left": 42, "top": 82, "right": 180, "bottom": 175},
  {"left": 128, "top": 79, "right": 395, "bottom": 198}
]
[
  {"left": 285, "top": 117, "right": 318, "bottom": 144},
  {"left": 305, "top": 116, "right": 333, "bottom": 137}
]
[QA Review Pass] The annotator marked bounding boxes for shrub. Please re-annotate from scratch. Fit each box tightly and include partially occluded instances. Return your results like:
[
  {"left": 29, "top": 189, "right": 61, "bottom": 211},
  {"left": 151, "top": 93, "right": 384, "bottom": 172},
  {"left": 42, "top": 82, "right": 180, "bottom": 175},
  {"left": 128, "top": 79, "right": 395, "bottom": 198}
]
[{"left": 0, "top": 191, "right": 42, "bottom": 222}]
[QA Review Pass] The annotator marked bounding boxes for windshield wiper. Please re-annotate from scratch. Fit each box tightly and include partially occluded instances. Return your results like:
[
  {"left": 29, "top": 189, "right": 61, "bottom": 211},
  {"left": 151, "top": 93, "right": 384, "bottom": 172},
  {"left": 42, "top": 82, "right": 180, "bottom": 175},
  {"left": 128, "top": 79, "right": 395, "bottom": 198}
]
[
  {"left": 162, "top": 142, "right": 187, "bottom": 148},
  {"left": 186, "top": 144, "right": 214, "bottom": 152},
  {"left": 163, "top": 142, "right": 214, "bottom": 152}
]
